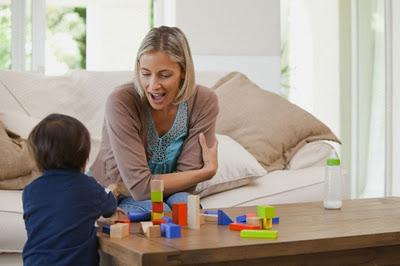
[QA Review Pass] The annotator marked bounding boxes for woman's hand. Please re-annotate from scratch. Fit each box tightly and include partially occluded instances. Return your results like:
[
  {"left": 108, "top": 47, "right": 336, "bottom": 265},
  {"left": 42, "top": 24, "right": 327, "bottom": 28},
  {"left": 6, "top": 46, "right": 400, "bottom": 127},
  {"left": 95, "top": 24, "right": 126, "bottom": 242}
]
[{"left": 199, "top": 133, "right": 218, "bottom": 179}]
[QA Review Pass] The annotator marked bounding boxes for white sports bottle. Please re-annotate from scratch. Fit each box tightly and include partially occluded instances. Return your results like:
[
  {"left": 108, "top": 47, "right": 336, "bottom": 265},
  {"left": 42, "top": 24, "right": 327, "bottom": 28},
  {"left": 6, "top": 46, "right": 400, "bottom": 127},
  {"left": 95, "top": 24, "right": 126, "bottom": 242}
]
[{"left": 323, "top": 150, "right": 342, "bottom": 209}]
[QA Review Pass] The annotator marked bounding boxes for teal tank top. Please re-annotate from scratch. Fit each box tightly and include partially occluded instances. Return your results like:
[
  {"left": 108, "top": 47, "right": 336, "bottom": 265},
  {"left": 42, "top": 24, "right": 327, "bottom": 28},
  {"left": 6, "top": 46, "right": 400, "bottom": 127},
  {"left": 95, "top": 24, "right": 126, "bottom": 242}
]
[{"left": 146, "top": 102, "right": 188, "bottom": 174}]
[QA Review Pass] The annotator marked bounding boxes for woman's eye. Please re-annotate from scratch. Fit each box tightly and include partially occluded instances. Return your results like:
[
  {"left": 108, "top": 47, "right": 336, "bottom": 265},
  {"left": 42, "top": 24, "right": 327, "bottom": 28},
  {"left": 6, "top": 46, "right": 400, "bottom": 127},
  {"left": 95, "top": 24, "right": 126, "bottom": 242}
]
[
  {"left": 141, "top": 73, "right": 150, "bottom": 76},
  {"left": 160, "top": 74, "right": 171, "bottom": 79}
]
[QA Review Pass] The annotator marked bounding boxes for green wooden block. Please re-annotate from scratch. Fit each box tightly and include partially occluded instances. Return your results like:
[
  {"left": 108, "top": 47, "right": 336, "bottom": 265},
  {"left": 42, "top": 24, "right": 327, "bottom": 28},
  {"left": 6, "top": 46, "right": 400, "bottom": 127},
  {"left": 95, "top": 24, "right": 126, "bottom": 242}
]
[
  {"left": 240, "top": 230, "right": 278, "bottom": 239},
  {"left": 151, "top": 191, "right": 163, "bottom": 202},
  {"left": 257, "top": 205, "right": 275, "bottom": 218}
]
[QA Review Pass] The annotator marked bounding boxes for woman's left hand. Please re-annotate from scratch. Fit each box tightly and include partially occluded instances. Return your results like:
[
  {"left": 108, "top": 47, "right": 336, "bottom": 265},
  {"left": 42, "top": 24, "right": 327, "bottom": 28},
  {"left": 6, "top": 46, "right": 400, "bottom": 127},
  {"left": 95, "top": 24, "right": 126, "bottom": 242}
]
[{"left": 199, "top": 133, "right": 218, "bottom": 179}]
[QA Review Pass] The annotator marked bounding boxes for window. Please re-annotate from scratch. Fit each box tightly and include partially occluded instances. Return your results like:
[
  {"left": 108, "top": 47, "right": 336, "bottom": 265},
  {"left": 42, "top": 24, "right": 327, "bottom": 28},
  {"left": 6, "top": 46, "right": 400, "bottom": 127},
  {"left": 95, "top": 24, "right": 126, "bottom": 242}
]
[
  {"left": 45, "top": 4, "right": 86, "bottom": 74},
  {"left": 0, "top": 1, "right": 11, "bottom": 69},
  {"left": 4, "top": 0, "right": 151, "bottom": 73}
]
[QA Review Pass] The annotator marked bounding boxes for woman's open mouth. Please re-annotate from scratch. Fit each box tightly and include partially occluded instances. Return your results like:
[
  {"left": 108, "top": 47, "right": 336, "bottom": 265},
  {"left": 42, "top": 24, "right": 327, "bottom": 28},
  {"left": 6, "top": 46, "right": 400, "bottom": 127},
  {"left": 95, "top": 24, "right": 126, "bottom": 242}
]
[{"left": 149, "top": 92, "right": 166, "bottom": 104}]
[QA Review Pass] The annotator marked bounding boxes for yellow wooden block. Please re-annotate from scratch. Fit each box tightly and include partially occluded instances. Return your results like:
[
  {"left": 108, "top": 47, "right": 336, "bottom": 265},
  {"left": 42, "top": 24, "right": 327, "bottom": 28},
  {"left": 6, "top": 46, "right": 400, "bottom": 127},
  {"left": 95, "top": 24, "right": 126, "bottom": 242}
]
[
  {"left": 262, "top": 218, "right": 272, "bottom": 229},
  {"left": 152, "top": 212, "right": 164, "bottom": 220}
]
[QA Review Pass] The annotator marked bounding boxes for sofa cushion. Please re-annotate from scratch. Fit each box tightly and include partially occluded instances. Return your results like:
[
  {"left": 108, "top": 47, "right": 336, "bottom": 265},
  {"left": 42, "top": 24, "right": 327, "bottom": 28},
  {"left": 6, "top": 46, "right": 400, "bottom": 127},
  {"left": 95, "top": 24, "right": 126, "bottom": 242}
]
[
  {"left": 194, "top": 134, "right": 266, "bottom": 198},
  {"left": 214, "top": 72, "right": 340, "bottom": 171},
  {"left": 0, "top": 190, "right": 26, "bottom": 252}
]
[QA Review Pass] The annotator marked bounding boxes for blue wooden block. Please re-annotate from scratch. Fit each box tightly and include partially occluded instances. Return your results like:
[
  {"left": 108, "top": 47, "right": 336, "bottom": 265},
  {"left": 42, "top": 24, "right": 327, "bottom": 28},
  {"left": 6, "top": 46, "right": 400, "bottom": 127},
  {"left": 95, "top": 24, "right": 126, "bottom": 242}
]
[
  {"left": 160, "top": 223, "right": 167, "bottom": 237},
  {"left": 162, "top": 216, "right": 173, "bottom": 223},
  {"left": 236, "top": 214, "right": 247, "bottom": 223},
  {"left": 218, "top": 210, "right": 233, "bottom": 225},
  {"left": 102, "top": 224, "right": 110, "bottom": 234},
  {"left": 161, "top": 223, "right": 181, "bottom": 238},
  {"left": 272, "top": 217, "right": 280, "bottom": 224},
  {"left": 204, "top": 210, "right": 218, "bottom": 215},
  {"left": 128, "top": 211, "right": 151, "bottom": 222}
]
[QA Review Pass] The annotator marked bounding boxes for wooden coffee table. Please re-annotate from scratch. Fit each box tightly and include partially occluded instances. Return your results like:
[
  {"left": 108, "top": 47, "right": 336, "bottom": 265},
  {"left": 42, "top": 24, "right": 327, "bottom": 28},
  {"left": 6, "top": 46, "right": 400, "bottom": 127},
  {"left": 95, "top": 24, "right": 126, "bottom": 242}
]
[{"left": 99, "top": 197, "right": 400, "bottom": 265}]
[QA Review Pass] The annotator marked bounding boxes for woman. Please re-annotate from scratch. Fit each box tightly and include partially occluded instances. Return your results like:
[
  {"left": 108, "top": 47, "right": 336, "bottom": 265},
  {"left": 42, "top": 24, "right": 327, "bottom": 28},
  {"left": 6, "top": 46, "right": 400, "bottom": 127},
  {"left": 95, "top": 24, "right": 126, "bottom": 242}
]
[{"left": 90, "top": 26, "right": 219, "bottom": 213}]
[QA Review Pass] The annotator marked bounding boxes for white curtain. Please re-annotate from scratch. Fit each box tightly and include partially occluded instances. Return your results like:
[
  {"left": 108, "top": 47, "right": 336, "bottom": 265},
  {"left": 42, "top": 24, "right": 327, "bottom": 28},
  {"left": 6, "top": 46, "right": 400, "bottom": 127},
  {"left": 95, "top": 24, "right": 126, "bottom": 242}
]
[{"left": 356, "top": 0, "right": 385, "bottom": 197}]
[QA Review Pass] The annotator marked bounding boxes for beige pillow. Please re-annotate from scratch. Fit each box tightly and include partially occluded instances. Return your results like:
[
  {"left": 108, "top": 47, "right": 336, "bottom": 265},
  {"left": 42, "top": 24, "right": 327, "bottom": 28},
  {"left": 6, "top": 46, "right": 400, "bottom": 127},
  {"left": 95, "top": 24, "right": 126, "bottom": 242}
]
[
  {"left": 214, "top": 72, "right": 340, "bottom": 171},
  {"left": 194, "top": 134, "right": 267, "bottom": 198},
  {"left": 0, "top": 120, "right": 39, "bottom": 189}
]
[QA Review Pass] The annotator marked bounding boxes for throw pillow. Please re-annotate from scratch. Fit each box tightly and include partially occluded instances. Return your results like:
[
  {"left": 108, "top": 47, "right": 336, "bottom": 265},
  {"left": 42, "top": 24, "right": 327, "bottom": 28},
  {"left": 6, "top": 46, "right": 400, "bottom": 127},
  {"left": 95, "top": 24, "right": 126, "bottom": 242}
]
[
  {"left": 0, "top": 120, "right": 39, "bottom": 189},
  {"left": 214, "top": 72, "right": 340, "bottom": 171},
  {"left": 194, "top": 134, "right": 266, "bottom": 198}
]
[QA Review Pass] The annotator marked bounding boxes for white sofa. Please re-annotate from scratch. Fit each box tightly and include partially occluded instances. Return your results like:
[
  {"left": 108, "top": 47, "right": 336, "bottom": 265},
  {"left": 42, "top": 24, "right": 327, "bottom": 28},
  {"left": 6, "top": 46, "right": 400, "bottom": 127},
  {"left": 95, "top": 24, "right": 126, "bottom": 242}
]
[{"left": 0, "top": 70, "right": 347, "bottom": 265}]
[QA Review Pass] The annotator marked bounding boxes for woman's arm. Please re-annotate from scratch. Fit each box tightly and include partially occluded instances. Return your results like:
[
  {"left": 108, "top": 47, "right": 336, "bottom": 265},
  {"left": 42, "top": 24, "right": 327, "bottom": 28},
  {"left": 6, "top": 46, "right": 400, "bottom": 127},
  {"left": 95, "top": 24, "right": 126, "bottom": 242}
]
[{"left": 158, "top": 133, "right": 218, "bottom": 195}]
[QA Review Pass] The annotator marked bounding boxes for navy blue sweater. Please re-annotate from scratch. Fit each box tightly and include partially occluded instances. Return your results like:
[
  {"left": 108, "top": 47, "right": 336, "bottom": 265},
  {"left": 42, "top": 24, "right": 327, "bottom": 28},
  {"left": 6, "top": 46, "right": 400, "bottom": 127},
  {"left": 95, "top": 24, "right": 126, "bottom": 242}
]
[{"left": 22, "top": 169, "right": 116, "bottom": 266}]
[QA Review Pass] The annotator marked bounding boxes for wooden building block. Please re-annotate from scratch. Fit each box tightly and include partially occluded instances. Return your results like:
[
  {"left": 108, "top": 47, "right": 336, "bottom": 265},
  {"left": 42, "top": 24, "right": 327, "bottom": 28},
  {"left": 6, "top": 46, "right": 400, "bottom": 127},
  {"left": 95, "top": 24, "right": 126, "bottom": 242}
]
[
  {"left": 145, "top": 225, "right": 161, "bottom": 238},
  {"left": 262, "top": 218, "right": 272, "bottom": 229},
  {"left": 229, "top": 223, "right": 261, "bottom": 231},
  {"left": 150, "top": 179, "right": 164, "bottom": 192},
  {"left": 200, "top": 214, "right": 205, "bottom": 225},
  {"left": 272, "top": 217, "right": 280, "bottom": 224},
  {"left": 151, "top": 191, "right": 163, "bottom": 202},
  {"left": 140, "top": 221, "right": 154, "bottom": 234},
  {"left": 153, "top": 219, "right": 166, "bottom": 225},
  {"left": 257, "top": 205, "right": 275, "bottom": 219},
  {"left": 236, "top": 214, "right": 247, "bottom": 223},
  {"left": 201, "top": 213, "right": 217, "bottom": 223},
  {"left": 240, "top": 229, "right": 278, "bottom": 239},
  {"left": 246, "top": 217, "right": 263, "bottom": 227},
  {"left": 110, "top": 223, "right": 130, "bottom": 239},
  {"left": 172, "top": 203, "right": 188, "bottom": 226},
  {"left": 152, "top": 202, "right": 164, "bottom": 213},
  {"left": 152, "top": 212, "right": 164, "bottom": 220},
  {"left": 218, "top": 210, "right": 233, "bottom": 225},
  {"left": 161, "top": 223, "right": 181, "bottom": 238},
  {"left": 187, "top": 195, "right": 200, "bottom": 229}
]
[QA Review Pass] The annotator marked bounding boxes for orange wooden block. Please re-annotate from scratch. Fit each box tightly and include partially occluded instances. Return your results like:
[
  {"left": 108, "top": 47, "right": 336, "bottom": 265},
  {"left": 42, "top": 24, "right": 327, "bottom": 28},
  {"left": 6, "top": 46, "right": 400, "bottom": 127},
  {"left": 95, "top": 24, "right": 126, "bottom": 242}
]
[
  {"left": 229, "top": 223, "right": 261, "bottom": 231},
  {"left": 153, "top": 219, "right": 166, "bottom": 225},
  {"left": 152, "top": 202, "right": 164, "bottom": 213},
  {"left": 172, "top": 203, "right": 188, "bottom": 226}
]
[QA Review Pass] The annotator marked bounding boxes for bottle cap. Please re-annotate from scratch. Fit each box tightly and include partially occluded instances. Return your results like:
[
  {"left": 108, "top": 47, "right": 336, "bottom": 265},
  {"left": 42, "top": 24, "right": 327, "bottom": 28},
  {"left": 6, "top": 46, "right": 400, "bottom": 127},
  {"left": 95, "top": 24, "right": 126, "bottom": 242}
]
[{"left": 326, "top": 150, "right": 340, "bottom": 166}]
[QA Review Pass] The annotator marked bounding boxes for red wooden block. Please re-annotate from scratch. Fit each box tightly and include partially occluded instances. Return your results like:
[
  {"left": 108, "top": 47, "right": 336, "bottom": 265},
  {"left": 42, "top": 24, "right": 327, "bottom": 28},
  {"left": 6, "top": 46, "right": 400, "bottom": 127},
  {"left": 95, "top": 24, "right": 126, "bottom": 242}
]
[
  {"left": 153, "top": 219, "right": 166, "bottom": 225},
  {"left": 152, "top": 202, "right": 164, "bottom": 213},
  {"left": 172, "top": 203, "right": 188, "bottom": 226},
  {"left": 228, "top": 223, "right": 261, "bottom": 231}
]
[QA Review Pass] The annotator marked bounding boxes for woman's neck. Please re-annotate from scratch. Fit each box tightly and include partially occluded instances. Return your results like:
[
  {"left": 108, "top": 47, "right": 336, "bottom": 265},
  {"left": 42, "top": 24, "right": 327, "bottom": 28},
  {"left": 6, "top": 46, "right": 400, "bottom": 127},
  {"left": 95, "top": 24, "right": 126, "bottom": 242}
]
[{"left": 151, "top": 104, "right": 179, "bottom": 136}]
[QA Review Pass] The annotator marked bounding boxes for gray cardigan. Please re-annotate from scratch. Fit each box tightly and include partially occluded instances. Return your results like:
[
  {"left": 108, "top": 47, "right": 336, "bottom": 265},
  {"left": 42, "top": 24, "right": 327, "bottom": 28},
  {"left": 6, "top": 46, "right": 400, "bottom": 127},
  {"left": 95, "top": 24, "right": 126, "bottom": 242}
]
[{"left": 90, "top": 83, "right": 219, "bottom": 200}]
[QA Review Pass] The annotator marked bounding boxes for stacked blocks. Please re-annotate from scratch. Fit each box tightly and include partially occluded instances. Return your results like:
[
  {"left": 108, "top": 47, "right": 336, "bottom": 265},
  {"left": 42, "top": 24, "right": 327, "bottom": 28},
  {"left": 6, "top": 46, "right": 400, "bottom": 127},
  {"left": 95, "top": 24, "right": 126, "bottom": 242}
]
[
  {"left": 150, "top": 180, "right": 164, "bottom": 221},
  {"left": 257, "top": 205, "right": 275, "bottom": 229},
  {"left": 172, "top": 203, "right": 188, "bottom": 226}
]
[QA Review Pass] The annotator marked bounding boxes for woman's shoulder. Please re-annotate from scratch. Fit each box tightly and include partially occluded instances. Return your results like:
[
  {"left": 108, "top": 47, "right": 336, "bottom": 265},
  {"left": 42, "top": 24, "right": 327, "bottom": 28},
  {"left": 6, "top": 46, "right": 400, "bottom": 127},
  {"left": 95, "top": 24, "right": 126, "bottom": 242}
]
[
  {"left": 190, "top": 84, "right": 218, "bottom": 105},
  {"left": 187, "top": 85, "right": 219, "bottom": 118},
  {"left": 108, "top": 82, "right": 140, "bottom": 103},
  {"left": 106, "top": 82, "right": 146, "bottom": 113}
]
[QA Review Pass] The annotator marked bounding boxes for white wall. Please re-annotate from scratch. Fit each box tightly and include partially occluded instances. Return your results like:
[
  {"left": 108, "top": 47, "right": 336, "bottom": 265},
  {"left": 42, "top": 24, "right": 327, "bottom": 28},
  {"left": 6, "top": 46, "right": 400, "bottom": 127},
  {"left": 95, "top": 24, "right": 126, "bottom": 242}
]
[
  {"left": 156, "top": 0, "right": 281, "bottom": 92},
  {"left": 86, "top": 0, "right": 149, "bottom": 71}
]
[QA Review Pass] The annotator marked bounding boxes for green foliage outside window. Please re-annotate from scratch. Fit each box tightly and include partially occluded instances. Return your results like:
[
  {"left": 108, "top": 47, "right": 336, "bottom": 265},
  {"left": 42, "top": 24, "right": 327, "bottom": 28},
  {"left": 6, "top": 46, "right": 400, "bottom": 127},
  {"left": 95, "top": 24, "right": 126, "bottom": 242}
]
[
  {"left": 46, "top": 6, "right": 86, "bottom": 70},
  {"left": 0, "top": 5, "right": 11, "bottom": 69}
]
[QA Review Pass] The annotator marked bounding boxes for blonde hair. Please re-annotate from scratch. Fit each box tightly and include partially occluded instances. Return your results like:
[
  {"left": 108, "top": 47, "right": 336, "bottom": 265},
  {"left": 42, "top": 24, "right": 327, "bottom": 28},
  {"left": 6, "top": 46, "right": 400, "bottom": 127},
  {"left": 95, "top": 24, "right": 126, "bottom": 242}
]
[{"left": 134, "top": 26, "right": 196, "bottom": 103}]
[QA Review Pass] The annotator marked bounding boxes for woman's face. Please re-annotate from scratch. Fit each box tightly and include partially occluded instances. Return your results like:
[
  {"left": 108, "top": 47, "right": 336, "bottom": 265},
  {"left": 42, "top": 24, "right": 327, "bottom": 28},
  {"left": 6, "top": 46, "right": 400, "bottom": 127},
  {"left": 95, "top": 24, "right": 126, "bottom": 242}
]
[{"left": 139, "top": 51, "right": 183, "bottom": 111}]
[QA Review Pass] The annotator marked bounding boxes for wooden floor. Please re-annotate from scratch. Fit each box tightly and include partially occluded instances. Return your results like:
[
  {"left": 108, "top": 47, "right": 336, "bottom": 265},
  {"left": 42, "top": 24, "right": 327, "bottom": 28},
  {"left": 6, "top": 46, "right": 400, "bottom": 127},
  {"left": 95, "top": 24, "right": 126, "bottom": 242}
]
[{"left": 99, "top": 197, "right": 400, "bottom": 266}]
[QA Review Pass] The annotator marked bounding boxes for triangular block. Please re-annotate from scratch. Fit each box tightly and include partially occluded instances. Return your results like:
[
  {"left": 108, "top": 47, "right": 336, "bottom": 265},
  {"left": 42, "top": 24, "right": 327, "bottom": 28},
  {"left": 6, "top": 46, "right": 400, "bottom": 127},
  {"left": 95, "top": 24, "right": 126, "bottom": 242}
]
[{"left": 218, "top": 210, "right": 233, "bottom": 225}]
